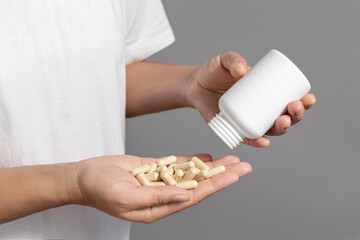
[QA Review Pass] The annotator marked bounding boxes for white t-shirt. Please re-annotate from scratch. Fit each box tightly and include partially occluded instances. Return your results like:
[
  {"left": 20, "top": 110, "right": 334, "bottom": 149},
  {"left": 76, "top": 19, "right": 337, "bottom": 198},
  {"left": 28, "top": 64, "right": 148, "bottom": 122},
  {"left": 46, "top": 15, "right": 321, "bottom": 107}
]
[{"left": 0, "top": 0, "right": 174, "bottom": 239}]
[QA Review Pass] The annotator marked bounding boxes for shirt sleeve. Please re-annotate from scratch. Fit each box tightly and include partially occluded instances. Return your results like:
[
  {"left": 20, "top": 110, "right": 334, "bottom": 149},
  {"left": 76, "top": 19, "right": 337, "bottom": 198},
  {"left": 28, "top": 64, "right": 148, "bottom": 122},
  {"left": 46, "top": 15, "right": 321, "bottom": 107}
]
[{"left": 125, "top": 0, "right": 175, "bottom": 64}]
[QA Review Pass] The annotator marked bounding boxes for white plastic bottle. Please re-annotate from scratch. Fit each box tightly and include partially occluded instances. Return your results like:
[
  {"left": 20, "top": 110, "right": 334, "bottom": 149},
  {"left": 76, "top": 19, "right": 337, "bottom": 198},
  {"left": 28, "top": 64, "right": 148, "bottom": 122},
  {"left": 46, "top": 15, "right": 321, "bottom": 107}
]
[{"left": 208, "top": 49, "right": 311, "bottom": 149}]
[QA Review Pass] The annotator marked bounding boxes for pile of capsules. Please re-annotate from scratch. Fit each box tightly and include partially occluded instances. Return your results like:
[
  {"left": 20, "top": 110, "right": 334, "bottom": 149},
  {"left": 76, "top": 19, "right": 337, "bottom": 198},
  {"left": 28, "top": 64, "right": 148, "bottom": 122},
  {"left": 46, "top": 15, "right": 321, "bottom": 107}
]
[{"left": 130, "top": 156, "right": 225, "bottom": 189}]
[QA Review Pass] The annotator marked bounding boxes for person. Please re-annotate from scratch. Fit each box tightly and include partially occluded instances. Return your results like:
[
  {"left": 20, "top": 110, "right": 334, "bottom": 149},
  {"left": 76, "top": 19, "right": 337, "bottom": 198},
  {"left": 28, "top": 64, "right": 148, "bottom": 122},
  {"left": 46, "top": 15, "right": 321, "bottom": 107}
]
[{"left": 0, "top": 1, "right": 316, "bottom": 239}]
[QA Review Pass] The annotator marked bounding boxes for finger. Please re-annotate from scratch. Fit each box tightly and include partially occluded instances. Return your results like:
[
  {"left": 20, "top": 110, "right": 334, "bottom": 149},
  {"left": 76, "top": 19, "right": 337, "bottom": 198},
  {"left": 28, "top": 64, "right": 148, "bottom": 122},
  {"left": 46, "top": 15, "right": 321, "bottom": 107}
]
[
  {"left": 175, "top": 153, "right": 213, "bottom": 164},
  {"left": 219, "top": 51, "right": 249, "bottom": 79},
  {"left": 127, "top": 153, "right": 242, "bottom": 212},
  {"left": 266, "top": 115, "right": 292, "bottom": 136},
  {"left": 123, "top": 154, "right": 213, "bottom": 172},
  {"left": 105, "top": 152, "right": 244, "bottom": 172},
  {"left": 133, "top": 161, "right": 252, "bottom": 222},
  {"left": 143, "top": 154, "right": 240, "bottom": 169},
  {"left": 190, "top": 161, "right": 252, "bottom": 203},
  {"left": 224, "top": 161, "right": 253, "bottom": 175},
  {"left": 175, "top": 154, "right": 240, "bottom": 168},
  {"left": 126, "top": 185, "right": 190, "bottom": 209},
  {"left": 204, "top": 155, "right": 240, "bottom": 168},
  {"left": 301, "top": 93, "right": 316, "bottom": 109},
  {"left": 287, "top": 100, "right": 305, "bottom": 125},
  {"left": 139, "top": 153, "right": 213, "bottom": 166},
  {"left": 242, "top": 136, "right": 270, "bottom": 148}
]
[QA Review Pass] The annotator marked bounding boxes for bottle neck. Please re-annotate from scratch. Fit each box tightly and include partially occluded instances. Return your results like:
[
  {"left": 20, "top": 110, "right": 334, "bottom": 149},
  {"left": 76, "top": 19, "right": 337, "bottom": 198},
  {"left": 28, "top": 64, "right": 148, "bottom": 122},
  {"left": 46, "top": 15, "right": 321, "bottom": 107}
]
[{"left": 208, "top": 113, "right": 244, "bottom": 149}]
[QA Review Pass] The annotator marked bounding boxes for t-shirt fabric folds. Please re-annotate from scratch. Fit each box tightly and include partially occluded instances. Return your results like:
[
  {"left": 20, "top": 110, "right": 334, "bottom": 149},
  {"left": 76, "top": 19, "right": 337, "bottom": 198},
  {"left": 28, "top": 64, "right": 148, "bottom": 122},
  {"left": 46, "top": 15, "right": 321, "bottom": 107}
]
[{"left": 0, "top": 0, "right": 174, "bottom": 239}]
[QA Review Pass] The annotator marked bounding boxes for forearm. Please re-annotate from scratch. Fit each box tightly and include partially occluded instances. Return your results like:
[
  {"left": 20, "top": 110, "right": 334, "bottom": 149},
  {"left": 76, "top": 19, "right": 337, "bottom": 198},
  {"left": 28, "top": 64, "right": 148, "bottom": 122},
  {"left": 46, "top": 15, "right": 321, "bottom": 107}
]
[
  {"left": 0, "top": 162, "right": 81, "bottom": 224},
  {"left": 126, "top": 61, "right": 199, "bottom": 117}
]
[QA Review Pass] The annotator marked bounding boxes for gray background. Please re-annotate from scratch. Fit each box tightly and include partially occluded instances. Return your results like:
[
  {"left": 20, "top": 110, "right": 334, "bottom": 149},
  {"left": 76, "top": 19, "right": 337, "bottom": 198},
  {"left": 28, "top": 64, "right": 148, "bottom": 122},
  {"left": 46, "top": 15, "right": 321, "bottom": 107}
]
[{"left": 128, "top": 0, "right": 360, "bottom": 239}]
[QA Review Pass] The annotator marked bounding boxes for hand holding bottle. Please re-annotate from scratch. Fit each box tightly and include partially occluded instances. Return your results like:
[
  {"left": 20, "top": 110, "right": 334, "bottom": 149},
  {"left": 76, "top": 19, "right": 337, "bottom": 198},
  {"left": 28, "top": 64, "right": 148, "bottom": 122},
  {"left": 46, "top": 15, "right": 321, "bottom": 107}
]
[{"left": 184, "top": 51, "right": 316, "bottom": 148}]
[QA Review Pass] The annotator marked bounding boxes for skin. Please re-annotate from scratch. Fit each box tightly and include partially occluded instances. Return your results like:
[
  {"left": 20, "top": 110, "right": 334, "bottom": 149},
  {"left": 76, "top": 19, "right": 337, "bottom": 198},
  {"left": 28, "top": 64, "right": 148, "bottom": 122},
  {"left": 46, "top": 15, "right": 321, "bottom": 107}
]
[
  {"left": 0, "top": 154, "right": 251, "bottom": 224},
  {"left": 126, "top": 52, "right": 316, "bottom": 147},
  {"left": 0, "top": 51, "right": 316, "bottom": 224}
]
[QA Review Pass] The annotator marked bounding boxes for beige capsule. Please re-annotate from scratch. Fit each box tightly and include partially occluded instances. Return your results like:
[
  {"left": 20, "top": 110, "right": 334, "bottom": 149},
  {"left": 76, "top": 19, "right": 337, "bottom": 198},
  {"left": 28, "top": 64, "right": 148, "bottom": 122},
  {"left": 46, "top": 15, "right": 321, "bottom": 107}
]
[
  {"left": 149, "top": 162, "right": 157, "bottom": 173},
  {"left": 144, "top": 172, "right": 160, "bottom": 182},
  {"left": 173, "top": 161, "right": 195, "bottom": 171},
  {"left": 207, "top": 165, "right": 226, "bottom": 178},
  {"left": 191, "top": 157, "right": 210, "bottom": 170},
  {"left": 173, "top": 169, "right": 184, "bottom": 182},
  {"left": 157, "top": 155, "right": 177, "bottom": 166},
  {"left": 160, "top": 171, "right": 177, "bottom": 186},
  {"left": 131, "top": 164, "right": 151, "bottom": 176},
  {"left": 159, "top": 165, "right": 168, "bottom": 173},
  {"left": 194, "top": 169, "right": 209, "bottom": 181},
  {"left": 156, "top": 165, "right": 168, "bottom": 173},
  {"left": 168, "top": 164, "right": 175, "bottom": 175},
  {"left": 182, "top": 167, "right": 200, "bottom": 182},
  {"left": 136, "top": 173, "right": 150, "bottom": 186},
  {"left": 148, "top": 181, "right": 166, "bottom": 186},
  {"left": 176, "top": 180, "right": 198, "bottom": 189}
]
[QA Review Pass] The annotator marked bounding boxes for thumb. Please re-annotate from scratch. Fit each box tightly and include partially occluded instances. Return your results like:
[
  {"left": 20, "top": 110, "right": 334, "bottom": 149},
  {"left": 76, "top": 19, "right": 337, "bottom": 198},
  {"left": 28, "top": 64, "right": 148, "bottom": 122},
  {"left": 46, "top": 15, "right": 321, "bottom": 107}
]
[
  {"left": 128, "top": 185, "right": 190, "bottom": 209},
  {"left": 219, "top": 51, "right": 249, "bottom": 79}
]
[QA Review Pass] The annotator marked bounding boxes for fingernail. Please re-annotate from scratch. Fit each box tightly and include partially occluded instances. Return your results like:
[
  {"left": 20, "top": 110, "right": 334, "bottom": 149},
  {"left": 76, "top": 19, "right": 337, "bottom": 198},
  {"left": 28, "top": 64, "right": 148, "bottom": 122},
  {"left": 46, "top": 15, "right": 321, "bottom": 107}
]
[
  {"left": 172, "top": 195, "right": 190, "bottom": 203},
  {"left": 284, "top": 127, "right": 289, "bottom": 131},
  {"left": 234, "top": 62, "right": 246, "bottom": 71}
]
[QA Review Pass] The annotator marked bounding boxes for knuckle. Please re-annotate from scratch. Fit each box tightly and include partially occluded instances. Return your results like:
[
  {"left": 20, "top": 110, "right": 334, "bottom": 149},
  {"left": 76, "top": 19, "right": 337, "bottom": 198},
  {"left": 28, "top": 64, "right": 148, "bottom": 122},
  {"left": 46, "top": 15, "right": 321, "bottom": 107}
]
[
  {"left": 237, "top": 58, "right": 247, "bottom": 66},
  {"left": 212, "top": 55, "right": 222, "bottom": 67},
  {"left": 221, "top": 51, "right": 235, "bottom": 61},
  {"left": 150, "top": 188, "right": 162, "bottom": 206},
  {"left": 220, "top": 51, "right": 247, "bottom": 66},
  {"left": 192, "top": 193, "right": 203, "bottom": 205},
  {"left": 227, "top": 51, "right": 236, "bottom": 56},
  {"left": 229, "top": 51, "right": 246, "bottom": 63},
  {"left": 275, "top": 127, "right": 286, "bottom": 135},
  {"left": 279, "top": 128, "right": 288, "bottom": 135},
  {"left": 141, "top": 210, "right": 157, "bottom": 223},
  {"left": 219, "top": 52, "right": 226, "bottom": 60},
  {"left": 292, "top": 113, "right": 304, "bottom": 122},
  {"left": 194, "top": 197, "right": 203, "bottom": 205}
]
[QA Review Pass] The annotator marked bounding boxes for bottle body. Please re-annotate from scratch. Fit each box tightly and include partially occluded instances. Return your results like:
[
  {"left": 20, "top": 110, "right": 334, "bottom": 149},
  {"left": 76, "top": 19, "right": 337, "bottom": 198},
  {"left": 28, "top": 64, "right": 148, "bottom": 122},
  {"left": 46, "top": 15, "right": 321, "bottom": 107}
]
[{"left": 209, "top": 49, "right": 311, "bottom": 149}]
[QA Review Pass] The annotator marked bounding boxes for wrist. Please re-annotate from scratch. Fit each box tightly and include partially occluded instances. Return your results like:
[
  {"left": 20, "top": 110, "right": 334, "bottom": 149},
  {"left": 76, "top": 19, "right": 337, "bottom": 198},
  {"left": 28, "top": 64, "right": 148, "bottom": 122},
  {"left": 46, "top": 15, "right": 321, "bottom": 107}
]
[
  {"left": 180, "top": 65, "right": 200, "bottom": 108},
  {"left": 61, "top": 161, "right": 87, "bottom": 206}
]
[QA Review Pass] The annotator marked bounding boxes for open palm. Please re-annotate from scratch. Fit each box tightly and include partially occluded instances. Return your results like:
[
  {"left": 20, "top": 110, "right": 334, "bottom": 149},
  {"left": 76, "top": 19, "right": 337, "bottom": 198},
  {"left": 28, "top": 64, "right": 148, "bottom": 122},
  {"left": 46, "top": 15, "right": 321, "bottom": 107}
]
[{"left": 75, "top": 154, "right": 251, "bottom": 223}]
